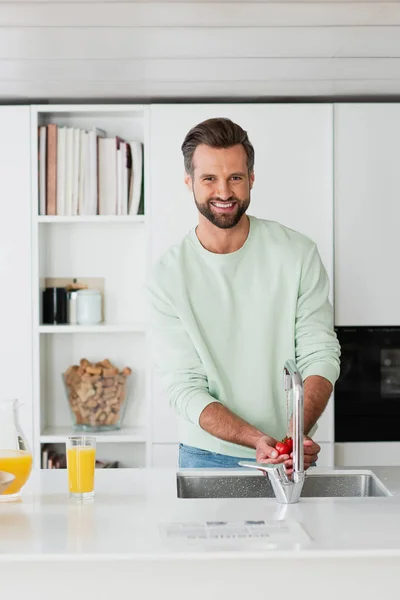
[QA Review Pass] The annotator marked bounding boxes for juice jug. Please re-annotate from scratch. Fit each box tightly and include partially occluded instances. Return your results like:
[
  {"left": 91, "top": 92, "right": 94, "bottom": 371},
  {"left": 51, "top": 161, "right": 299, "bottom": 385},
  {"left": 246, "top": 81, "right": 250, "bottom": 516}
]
[{"left": 0, "top": 399, "right": 32, "bottom": 502}]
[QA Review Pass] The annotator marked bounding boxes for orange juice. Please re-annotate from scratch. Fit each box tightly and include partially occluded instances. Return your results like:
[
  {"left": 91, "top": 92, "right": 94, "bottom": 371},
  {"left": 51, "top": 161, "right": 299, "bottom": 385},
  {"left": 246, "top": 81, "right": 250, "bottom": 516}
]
[
  {"left": 67, "top": 447, "right": 95, "bottom": 494},
  {"left": 0, "top": 450, "right": 32, "bottom": 496}
]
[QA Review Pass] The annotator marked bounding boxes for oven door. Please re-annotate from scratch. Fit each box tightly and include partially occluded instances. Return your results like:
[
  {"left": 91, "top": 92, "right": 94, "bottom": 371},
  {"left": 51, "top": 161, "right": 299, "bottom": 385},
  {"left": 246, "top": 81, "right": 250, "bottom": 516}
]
[{"left": 334, "top": 327, "right": 400, "bottom": 442}]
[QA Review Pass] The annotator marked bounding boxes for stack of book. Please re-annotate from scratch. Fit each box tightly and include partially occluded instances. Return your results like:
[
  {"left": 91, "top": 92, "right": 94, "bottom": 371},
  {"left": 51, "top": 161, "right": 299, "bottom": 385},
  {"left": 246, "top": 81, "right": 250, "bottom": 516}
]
[{"left": 38, "top": 123, "right": 144, "bottom": 216}]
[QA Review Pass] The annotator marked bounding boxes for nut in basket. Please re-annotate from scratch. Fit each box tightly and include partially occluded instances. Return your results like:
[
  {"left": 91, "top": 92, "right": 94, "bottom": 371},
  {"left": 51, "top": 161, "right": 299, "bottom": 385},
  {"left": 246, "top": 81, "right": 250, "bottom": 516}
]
[{"left": 63, "top": 358, "right": 132, "bottom": 432}]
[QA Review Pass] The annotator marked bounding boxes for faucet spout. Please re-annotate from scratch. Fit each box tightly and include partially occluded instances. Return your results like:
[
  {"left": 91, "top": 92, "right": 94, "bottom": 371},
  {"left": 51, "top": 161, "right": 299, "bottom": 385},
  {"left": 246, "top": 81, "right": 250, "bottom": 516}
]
[
  {"left": 239, "top": 359, "right": 305, "bottom": 504},
  {"left": 283, "top": 359, "right": 304, "bottom": 485}
]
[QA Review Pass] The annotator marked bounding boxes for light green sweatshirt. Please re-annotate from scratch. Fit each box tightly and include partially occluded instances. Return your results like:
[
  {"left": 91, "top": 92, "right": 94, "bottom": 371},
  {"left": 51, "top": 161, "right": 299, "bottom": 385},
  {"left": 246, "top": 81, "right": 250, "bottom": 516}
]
[{"left": 145, "top": 216, "right": 341, "bottom": 459}]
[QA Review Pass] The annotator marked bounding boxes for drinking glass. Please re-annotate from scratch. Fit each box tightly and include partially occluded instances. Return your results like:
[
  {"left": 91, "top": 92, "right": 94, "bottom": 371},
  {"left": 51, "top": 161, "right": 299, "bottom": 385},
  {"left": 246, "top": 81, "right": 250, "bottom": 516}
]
[
  {"left": 67, "top": 436, "right": 96, "bottom": 500},
  {"left": 0, "top": 399, "right": 32, "bottom": 502}
]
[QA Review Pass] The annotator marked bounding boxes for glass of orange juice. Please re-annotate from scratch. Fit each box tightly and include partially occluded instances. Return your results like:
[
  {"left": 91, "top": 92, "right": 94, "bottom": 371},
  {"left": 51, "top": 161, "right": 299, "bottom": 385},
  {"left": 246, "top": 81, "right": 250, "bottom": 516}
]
[
  {"left": 67, "top": 436, "right": 96, "bottom": 500},
  {"left": 0, "top": 450, "right": 32, "bottom": 502},
  {"left": 0, "top": 399, "right": 33, "bottom": 503}
]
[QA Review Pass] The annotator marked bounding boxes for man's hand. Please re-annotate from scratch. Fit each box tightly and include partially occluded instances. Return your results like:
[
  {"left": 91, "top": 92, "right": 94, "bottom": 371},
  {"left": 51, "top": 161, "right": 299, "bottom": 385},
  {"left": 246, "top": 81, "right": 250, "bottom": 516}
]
[
  {"left": 283, "top": 435, "right": 321, "bottom": 476},
  {"left": 256, "top": 435, "right": 290, "bottom": 465}
]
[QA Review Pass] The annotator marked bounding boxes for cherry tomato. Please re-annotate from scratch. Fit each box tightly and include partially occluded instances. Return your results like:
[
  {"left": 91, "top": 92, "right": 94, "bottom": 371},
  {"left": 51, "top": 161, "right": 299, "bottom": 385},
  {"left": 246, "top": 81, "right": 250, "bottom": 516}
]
[
  {"left": 275, "top": 436, "right": 293, "bottom": 456},
  {"left": 282, "top": 436, "right": 293, "bottom": 453},
  {"left": 275, "top": 441, "right": 290, "bottom": 455}
]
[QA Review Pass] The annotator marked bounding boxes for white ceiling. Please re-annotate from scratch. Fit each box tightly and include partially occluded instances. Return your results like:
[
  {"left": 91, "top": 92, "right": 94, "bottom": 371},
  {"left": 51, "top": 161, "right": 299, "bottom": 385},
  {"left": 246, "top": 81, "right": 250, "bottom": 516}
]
[{"left": 2, "top": 0, "right": 400, "bottom": 102}]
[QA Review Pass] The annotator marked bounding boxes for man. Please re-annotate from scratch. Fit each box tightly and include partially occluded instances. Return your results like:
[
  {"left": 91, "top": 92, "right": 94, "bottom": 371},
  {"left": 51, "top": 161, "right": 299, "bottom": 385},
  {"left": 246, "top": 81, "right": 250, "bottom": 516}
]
[{"left": 145, "top": 117, "right": 341, "bottom": 473}]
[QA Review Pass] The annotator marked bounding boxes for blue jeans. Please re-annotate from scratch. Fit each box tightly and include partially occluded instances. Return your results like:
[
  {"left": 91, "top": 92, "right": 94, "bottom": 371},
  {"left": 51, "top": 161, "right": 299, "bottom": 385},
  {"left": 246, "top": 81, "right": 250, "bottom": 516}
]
[
  {"left": 179, "top": 443, "right": 257, "bottom": 468},
  {"left": 178, "top": 443, "right": 317, "bottom": 469}
]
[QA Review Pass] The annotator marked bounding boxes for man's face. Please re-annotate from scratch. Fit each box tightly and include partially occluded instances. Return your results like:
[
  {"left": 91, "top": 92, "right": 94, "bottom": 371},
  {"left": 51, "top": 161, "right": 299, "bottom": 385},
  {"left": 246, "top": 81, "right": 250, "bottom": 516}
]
[{"left": 185, "top": 144, "right": 254, "bottom": 230}]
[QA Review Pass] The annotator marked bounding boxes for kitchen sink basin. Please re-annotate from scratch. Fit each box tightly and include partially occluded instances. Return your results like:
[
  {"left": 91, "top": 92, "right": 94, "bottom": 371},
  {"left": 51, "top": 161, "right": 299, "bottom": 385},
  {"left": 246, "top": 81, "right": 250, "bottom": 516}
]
[{"left": 177, "top": 470, "right": 392, "bottom": 499}]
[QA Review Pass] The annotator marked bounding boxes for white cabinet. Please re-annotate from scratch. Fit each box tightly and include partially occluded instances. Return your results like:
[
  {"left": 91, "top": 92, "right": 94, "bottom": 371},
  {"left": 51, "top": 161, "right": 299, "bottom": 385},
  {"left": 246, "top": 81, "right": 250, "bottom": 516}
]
[
  {"left": 313, "top": 398, "right": 334, "bottom": 444},
  {"left": 151, "top": 443, "right": 179, "bottom": 468},
  {"left": 316, "top": 442, "right": 334, "bottom": 468},
  {"left": 335, "top": 442, "right": 400, "bottom": 467},
  {"left": 149, "top": 103, "right": 334, "bottom": 444},
  {"left": 151, "top": 372, "right": 179, "bottom": 443},
  {"left": 334, "top": 103, "right": 400, "bottom": 326},
  {"left": 0, "top": 107, "right": 33, "bottom": 451}
]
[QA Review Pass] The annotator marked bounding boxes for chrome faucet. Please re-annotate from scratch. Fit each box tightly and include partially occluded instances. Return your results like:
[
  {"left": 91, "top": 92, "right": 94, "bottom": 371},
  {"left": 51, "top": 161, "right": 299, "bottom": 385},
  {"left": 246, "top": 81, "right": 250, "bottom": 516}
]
[{"left": 239, "top": 359, "right": 305, "bottom": 504}]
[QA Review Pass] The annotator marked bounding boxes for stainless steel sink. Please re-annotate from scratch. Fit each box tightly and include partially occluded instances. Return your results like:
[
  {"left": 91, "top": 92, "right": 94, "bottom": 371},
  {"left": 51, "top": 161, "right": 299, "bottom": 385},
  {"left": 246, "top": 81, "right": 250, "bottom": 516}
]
[{"left": 177, "top": 470, "right": 392, "bottom": 499}]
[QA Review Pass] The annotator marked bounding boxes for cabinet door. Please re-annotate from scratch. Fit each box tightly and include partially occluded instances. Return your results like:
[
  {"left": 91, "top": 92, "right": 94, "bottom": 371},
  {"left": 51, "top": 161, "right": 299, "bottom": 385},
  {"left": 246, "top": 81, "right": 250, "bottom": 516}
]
[
  {"left": 149, "top": 103, "right": 334, "bottom": 443},
  {"left": 151, "top": 443, "right": 179, "bottom": 468},
  {"left": 334, "top": 442, "right": 400, "bottom": 467},
  {"left": 315, "top": 442, "right": 334, "bottom": 468},
  {"left": 334, "top": 103, "right": 400, "bottom": 326},
  {"left": 0, "top": 107, "right": 33, "bottom": 449},
  {"left": 313, "top": 396, "right": 334, "bottom": 444}
]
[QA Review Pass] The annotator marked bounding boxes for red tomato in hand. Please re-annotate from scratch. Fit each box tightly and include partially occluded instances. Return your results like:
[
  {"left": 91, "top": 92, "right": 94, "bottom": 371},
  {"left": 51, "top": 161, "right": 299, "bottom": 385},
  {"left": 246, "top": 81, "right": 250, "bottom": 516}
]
[
  {"left": 283, "top": 436, "right": 293, "bottom": 453},
  {"left": 275, "top": 436, "right": 293, "bottom": 456},
  {"left": 275, "top": 441, "right": 290, "bottom": 455}
]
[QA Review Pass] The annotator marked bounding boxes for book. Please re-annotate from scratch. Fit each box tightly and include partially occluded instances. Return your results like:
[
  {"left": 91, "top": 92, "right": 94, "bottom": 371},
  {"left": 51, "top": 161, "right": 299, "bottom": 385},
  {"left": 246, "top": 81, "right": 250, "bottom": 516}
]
[
  {"left": 123, "top": 142, "right": 132, "bottom": 216},
  {"left": 98, "top": 137, "right": 118, "bottom": 215},
  {"left": 116, "top": 137, "right": 130, "bottom": 215},
  {"left": 128, "top": 141, "right": 143, "bottom": 215},
  {"left": 63, "top": 127, "right": 74, "bottom": 216},
  {"left": 46, "top": 123, "right": 58, "bottom": 215},
  {"left": 56, "top": 126, "right": 67, "bottom": 216},
  {"left": 38, "top": 126, "right": 47, "bottom": 215},
  {"left": 78, "top": 129, "right": 89, "bottom": 215},
  {"left": 72, "top": 127, "right": 80, "bottom": 216},
  {"left": 88, "top": 127, "right": 106, "bottom": 215}
]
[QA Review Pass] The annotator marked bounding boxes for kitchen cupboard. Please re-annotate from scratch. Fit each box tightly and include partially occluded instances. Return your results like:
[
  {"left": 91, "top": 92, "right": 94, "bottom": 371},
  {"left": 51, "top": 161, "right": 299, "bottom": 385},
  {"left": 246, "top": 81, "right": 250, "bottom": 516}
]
[
  {"left": 334, "top": 103, "right": 400, "bottom": 326},
  {"left": 0, "top": 107, "right": 33, "bottom": 450}
]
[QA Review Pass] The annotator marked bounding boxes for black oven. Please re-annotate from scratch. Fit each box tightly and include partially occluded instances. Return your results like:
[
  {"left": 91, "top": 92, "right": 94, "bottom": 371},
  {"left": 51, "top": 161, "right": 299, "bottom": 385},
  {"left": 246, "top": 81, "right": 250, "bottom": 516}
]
[{"left": 334, "top": 327, "right": 400, "bottom": 442}]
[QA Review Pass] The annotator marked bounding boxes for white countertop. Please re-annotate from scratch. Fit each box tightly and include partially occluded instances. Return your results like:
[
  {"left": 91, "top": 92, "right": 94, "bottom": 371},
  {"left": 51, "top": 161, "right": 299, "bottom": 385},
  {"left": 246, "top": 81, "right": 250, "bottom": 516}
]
[{"left": 1, "top": 466, "right": 400, "bottom": 562}]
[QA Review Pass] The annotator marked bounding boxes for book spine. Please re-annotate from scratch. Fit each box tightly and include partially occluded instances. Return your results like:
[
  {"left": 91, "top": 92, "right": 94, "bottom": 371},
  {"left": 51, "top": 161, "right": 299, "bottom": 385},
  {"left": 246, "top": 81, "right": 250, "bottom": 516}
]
[{"left": 46, "top": 123, "right": 57, "bottom": 215}]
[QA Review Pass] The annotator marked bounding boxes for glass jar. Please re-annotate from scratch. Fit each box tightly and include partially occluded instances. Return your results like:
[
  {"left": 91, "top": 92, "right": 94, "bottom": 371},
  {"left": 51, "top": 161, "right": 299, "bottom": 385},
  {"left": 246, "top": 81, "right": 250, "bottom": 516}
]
[
  {"left": 0, "top": 399, "right": 33, "bottom": 502},
  {"left": 76, "top": 289, "right": 102, "bottom": 325},
  {"left": 63, "top": 370, "right": 131, "bottom": 432}
]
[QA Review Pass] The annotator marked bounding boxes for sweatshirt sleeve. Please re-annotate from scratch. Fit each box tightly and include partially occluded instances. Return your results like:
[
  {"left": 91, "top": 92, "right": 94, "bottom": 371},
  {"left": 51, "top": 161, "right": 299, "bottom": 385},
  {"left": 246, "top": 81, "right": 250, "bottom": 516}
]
[
  {"left": 295, "top": 243, "right": 341, "bottom": 386},
  {"left": 144, "top": 274, "right": 222, "bottom": 425}
]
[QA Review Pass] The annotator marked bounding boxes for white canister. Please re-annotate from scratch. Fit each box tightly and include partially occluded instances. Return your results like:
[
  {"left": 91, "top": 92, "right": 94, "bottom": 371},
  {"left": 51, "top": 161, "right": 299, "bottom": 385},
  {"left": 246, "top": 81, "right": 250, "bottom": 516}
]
[
  {"left": 76, "top": 289, "right": 102, "bottom": 325},
  {"left": 67, "top": 290, "right": 79, "bottom": 325}
]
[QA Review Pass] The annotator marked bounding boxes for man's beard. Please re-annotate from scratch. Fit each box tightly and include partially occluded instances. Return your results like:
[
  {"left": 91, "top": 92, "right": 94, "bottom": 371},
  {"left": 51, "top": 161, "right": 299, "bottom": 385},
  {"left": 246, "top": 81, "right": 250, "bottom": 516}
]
[{"left": 194, "top": 193, "right": 250, "bottom": 230}]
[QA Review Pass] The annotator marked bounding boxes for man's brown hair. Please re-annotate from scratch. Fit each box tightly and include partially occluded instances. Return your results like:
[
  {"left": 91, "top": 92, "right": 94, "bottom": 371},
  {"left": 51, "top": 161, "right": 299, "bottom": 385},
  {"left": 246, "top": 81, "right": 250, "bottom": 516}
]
[{"left": 181, "top": 117, "right": 255, "bottom": 178}]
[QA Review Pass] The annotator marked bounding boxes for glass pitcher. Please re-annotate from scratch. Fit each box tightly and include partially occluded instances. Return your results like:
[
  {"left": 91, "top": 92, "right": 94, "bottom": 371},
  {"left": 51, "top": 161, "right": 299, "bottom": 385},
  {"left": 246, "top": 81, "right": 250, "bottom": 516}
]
[{"left": 0, "top": 399, "right": 33, "bottom": 502}]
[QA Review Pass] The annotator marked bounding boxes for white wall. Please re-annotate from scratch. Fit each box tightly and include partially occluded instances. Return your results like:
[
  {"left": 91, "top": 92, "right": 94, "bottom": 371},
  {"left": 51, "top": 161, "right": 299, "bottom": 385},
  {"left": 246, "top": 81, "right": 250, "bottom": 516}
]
[
  {"left": 0, "top": 106, "right": 33, "bottom": 450},
  {"left": 1, "top": 2, "right": 400, "bottom": 99}
]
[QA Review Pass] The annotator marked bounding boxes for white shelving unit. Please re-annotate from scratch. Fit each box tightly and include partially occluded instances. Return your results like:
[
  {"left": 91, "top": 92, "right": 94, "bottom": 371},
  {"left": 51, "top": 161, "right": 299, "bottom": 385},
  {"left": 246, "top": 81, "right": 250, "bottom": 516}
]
[
  {"left": 39, "top": 425, "right": 147, "bottom": 444},
  {"left": 30, "top": 104, "right": 151, "bottom": 470}
]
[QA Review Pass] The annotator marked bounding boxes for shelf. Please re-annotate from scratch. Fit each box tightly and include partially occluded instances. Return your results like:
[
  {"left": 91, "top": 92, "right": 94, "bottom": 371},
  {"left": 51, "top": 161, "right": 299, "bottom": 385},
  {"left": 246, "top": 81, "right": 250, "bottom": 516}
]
[
  {"left": 40, "top": 426, "right": 147, "bottom": 444},
  {"left": 38, "top": 324, "right": 146, "bottom": 334},
  {"left": 37, "top": 215, "right": 145, "bottom": 224}
]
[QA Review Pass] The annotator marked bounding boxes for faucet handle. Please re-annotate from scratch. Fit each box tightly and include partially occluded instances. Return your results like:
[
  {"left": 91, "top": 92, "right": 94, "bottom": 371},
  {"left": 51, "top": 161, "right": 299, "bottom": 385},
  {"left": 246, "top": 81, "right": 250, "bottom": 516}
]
[
  {"left": 238, "top": 461, "right": 282, "bottom": 471},
  {"left": 238, "top": 461, "right": 289, "bottom": 482}
]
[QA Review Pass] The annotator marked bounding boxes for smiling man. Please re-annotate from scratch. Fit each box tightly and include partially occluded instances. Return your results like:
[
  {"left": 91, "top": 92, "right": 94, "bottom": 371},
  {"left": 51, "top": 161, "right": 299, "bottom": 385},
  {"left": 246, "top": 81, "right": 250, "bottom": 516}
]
[{"left": 145, "top": 117, "right": 341, "bottom": 473}]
